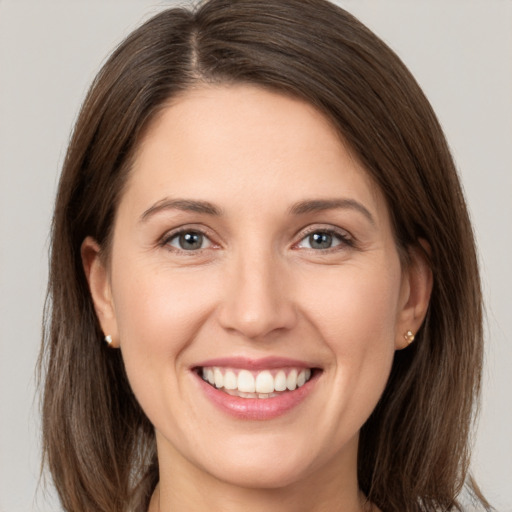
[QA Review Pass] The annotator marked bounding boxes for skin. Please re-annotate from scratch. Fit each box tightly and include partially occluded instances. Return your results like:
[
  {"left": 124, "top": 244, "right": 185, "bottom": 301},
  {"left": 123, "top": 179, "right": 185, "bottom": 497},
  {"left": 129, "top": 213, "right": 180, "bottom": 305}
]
[{"left": 83, "top": 84, "right": 432, "bottom": 512}]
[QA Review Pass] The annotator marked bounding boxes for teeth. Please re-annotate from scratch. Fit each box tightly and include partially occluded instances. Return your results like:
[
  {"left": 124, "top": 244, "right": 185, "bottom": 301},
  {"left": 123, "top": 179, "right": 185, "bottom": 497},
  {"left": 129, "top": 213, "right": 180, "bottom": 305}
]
[
  {"left": 237, "top": 370, "right": 255, "bottom": 393},
  {"left": 223, "top": 370, "right": 237, "bottom": 390},
  {"left": 239, "top": 391, "right": 256, "bottom": 398},
  {"left": 201, "top": 366, "right": 313, "bottom": 397},
  {"left": 287, "top": 369, "right": 298, "bottom": 390},
  {"left": 255, "top": 370, "right": 274, "bottom": 393},
  {"left": 274, "top": 370, "right": 287, "bottom": 392},
  {"left": 214, "top": 368, "right": 224, "bottom": 388},
  {"left": 224, "top": 389, "right": 281, "bottom": 399}
]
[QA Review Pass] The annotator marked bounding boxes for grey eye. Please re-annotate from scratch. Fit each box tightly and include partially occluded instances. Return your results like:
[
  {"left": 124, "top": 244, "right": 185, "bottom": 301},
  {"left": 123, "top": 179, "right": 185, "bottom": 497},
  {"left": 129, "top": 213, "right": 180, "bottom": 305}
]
[
  {"left": 168, "top": 231, "right": 211, "bottom": 251},
  {"left": 309, "top": 232, "right": 333, "bottom": 249},
  {"left": 297, "top": 231, "right": 344, "bottom": 250}
]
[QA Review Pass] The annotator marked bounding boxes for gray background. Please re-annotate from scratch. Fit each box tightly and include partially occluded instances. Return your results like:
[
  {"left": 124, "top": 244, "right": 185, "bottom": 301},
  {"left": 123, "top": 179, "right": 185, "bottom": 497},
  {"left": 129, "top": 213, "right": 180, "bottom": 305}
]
[{"left": 0, "top": 1, "right": 510, "bottom": 510}]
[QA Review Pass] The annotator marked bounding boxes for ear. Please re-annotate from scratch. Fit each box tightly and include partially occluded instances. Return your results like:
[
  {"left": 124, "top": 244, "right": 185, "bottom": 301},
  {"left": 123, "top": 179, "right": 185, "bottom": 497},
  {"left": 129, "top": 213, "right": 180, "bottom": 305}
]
[
  {"left": 395, "top": 240, "right": 433, "bottom": 350},
  {"left": 81, "top": 236, "right": 119, "bottom": 348}
]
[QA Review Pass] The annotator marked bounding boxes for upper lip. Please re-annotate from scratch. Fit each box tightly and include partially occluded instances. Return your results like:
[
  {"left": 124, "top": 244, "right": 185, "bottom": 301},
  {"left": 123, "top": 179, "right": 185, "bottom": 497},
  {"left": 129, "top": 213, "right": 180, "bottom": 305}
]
[{"left": 193, "top": 356, "right": 319, "bottom": 371}]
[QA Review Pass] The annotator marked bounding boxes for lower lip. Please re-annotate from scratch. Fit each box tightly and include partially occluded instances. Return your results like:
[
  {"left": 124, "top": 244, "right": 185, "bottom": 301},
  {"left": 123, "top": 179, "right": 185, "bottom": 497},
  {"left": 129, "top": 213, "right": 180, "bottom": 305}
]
[{"left": 194, "top": 371, "right": 319, "bottom": 420}]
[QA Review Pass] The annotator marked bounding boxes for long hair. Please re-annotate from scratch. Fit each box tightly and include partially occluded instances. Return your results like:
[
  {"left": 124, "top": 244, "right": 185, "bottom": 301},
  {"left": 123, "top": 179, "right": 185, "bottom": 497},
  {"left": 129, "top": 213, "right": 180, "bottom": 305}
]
[{"left": 39, "top": 1, "right": 489, "bottom": 510}]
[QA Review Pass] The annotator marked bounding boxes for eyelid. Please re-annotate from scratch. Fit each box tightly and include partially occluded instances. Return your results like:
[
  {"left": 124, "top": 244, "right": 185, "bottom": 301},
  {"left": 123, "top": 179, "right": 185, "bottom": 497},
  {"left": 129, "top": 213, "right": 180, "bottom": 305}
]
[
  {"left": 158, "top": 223, "right": 355, "bottom": 254},
  {"left": 293, "top": 225, "right": 355, "bottom": 250},
  {"left": 159, "top": 224, "right": 220, "bottom": 252},
  {"left": 168, "top": 232, "right": 212, "bottom": 250}
]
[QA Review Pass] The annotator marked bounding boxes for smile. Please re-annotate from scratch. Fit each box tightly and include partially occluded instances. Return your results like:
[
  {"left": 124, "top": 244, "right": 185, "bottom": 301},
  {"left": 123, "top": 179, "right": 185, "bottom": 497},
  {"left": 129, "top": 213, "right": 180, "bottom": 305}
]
[
  {"left": 193, "top": 357, "right": 321, "bottom": 420},
  {"left": 200, "top": 367, "right": 313, "bottom": 398}
]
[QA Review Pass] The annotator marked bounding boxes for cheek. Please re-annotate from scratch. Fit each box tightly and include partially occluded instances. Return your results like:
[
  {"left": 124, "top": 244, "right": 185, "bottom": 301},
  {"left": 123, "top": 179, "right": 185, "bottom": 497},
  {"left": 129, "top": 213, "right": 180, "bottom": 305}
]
[
  {"left": 299, "top": 259, "right": 401, "bottom": 410},
  {"left": 112, "top": 261, "right": 215, "bottom": 347},
  {"left": 300, "top": 260, "right": 402, "bottom": 350},
  {"left": 110, "top": 260, "right": 219, "bottom": 410}
]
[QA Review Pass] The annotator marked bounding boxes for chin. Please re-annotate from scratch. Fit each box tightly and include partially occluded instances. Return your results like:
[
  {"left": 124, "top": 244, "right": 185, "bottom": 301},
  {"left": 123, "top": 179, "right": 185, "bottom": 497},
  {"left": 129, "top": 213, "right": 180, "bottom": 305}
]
[
  {"left": 191, "top": 431, "right": 339, "bottom": 491},
  {"left": 205, "top": 456, "right": 312, "bottom": 490}
]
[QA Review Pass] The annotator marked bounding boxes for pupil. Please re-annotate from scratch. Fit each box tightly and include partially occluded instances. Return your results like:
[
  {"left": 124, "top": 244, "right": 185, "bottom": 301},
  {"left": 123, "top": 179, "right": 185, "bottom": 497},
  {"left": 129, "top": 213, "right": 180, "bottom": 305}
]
[
  {"left": 180, "top": 232, "right": 202, "bottom": 250},
  {"left": 310, "top": 232, "right": 332, "bottom": 249}
]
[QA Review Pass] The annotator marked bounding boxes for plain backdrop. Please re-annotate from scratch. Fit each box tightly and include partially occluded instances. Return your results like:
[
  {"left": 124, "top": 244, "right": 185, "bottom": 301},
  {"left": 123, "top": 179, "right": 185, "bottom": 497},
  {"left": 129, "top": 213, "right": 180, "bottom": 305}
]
[{"left": 0, "top": 1, "right": 511, "bottom": 510}]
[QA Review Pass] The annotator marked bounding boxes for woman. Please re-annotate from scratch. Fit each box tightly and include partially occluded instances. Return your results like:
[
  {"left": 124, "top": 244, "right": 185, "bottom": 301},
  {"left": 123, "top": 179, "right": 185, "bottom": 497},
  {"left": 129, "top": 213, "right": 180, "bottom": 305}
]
[{"left": 40, "top": 0, "right": 491, "bottom": 510}]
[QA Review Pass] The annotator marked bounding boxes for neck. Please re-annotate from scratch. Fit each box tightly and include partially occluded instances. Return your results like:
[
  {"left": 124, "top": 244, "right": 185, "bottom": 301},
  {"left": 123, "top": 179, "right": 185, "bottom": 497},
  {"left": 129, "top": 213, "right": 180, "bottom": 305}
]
[
  {"left": 149, "top": 434, "right": 372, "bottom": 512},
  {"left": 150, "top": 486, "right": 371, "bottom": 512}
]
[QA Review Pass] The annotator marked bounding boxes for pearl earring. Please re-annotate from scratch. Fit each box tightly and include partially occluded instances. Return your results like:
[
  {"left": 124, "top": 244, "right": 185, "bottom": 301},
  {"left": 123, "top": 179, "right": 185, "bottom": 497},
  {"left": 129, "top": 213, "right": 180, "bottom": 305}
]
[
  {"left": 404, "top": 330, "right": 415, "bottom": 344},
  {"left": 104, "top": 334, "right": 113, "bottom": 345}
]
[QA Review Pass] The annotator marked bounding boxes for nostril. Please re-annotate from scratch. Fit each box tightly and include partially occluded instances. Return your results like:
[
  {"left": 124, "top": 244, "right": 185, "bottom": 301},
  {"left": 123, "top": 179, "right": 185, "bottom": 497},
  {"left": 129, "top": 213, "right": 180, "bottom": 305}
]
[{"left": 216, "top": 273, "right": 298, "bottom": 339}]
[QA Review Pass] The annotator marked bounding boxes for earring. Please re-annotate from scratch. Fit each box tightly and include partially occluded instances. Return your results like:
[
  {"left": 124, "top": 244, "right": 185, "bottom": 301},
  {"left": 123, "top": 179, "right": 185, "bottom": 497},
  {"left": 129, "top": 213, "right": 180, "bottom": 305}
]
[
  {"left": 104, "top": 334, "right": 113, "bottom": 346},
  {"left": 404, "top": 330, "right": 415, "bottom": 344}
]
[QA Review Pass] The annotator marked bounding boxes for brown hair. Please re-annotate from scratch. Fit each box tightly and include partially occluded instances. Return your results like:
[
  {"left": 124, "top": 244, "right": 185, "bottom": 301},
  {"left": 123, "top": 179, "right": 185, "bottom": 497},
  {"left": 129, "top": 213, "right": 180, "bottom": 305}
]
[{"left": 39, "top": 1, "right": 490, "bottom": 510}]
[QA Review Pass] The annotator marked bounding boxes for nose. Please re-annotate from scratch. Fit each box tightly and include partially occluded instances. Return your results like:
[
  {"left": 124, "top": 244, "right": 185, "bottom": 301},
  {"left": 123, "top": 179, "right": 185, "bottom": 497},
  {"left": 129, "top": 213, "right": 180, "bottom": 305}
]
[{"left": 217, "top": 249, "right": 298, "bottom": 340}]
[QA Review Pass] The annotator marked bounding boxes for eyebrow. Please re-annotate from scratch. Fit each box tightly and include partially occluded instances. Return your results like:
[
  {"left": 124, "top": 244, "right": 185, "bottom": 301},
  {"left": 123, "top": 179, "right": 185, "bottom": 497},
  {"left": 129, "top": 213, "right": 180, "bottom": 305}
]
[
  {"left": 139, "top": 198, "right": 222, "bottom": 222},
  {"left": 289, "top": 198, "right": 375, "bottom": 225},
  {"left": 139, "top": 197, "right": 375, "bottom": 225}
]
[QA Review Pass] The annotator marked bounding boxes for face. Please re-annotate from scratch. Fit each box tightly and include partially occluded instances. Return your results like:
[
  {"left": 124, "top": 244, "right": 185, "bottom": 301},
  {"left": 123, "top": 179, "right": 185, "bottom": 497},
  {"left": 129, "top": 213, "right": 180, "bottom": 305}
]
[{"left": 85, "top": 84, "right": 428, "bottom": 493}]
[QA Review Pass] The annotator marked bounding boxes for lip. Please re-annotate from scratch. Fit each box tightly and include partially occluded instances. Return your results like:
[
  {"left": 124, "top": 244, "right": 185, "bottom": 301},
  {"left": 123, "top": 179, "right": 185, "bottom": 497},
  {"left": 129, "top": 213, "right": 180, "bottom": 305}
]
[
  {"left": 193, "top": 356, "right": 315, "bottom": 371},
  {"left": 192, "top": 358, "right": 321, "bottom": 421}
]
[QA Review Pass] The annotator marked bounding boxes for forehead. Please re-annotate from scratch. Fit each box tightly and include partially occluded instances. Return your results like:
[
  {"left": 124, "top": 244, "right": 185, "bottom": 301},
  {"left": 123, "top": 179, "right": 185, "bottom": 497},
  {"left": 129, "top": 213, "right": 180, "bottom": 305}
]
[{"left": 123, "top": 84, "right": 386, "bottom": 222}]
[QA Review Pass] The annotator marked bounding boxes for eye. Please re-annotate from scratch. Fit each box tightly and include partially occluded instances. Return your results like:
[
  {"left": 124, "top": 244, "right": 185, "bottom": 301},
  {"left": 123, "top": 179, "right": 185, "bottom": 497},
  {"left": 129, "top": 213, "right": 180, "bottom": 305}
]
[
  {"left": 166, "top": 230, "right": 212, "bottom": 251},
  {"left": 296, "top": 229, "right": 350, "bottom": 250}
]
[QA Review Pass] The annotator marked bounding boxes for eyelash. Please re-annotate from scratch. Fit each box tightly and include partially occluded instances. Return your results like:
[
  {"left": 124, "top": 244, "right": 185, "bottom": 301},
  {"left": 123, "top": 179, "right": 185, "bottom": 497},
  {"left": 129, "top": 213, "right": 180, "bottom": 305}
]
[
  {"left": 160, "top": 227, "right": 216, "bottom": 254},
  {"left": 159, "top": 225, "right": 355, "bottom": 254},
  {"left": 293, "top": 226, "right": 355, "bottom": 252}
]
